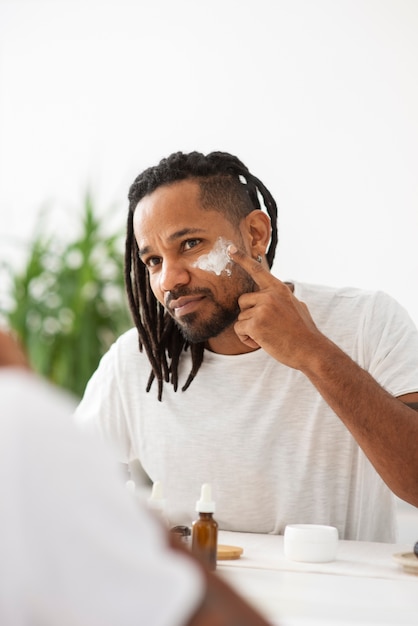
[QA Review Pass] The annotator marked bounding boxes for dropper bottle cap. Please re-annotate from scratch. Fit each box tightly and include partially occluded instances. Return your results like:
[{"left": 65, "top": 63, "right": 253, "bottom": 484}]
[
  {"left": 148, "top": 481, "right": 166, "bottom": 513},
  {"left": 196, "top": 483, "right": 215, "bottom": 513}
]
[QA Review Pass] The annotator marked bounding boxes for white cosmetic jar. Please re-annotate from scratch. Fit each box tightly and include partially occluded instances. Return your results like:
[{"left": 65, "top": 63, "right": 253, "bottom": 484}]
[{"left": 284, "top": 524, "right": 339, "bottom": 563}]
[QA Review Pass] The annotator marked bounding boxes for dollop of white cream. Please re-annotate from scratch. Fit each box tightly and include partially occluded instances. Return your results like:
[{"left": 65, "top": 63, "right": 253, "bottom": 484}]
[{"left": 192, "top": 236, "right": 233, "bottom": 276}]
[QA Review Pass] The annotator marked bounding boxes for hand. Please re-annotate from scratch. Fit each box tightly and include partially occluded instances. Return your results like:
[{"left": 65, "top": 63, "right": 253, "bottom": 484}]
[{"left": 228, "top": 245, "right": 322, "bottom": 370}]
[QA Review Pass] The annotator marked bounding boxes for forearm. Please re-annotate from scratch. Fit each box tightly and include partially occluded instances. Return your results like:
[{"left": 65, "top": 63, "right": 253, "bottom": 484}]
[{"left": 302, "top": 335, "right": 418, "bottom": 505}]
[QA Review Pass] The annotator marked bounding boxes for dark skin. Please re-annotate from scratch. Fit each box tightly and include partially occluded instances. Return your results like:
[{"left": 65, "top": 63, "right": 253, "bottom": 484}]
[
  {"left": 0, "top": 330, "right": 30, "bottom": 369},
  {"left": 0, "top": 329, "right": 272, "bottom": 626},
  {"left": 187, "top": 567, "right": 271, "bottom": 626}
]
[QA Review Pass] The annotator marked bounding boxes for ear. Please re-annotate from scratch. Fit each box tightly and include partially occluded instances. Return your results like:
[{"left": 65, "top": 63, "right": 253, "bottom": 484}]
[{"left": 240, "top": 210, "right": 271, "bottom": 258}]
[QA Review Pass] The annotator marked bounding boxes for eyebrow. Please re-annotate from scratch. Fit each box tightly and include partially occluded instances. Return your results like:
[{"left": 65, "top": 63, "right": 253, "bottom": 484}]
[{"left": 138, "top": 227, "right": 208, "bottom": 258}]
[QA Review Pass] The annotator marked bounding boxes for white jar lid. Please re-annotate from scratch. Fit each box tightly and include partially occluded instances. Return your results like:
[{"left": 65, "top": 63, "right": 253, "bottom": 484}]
[{"left": 284, "top": 524, "right": 339, "bottom": 562}]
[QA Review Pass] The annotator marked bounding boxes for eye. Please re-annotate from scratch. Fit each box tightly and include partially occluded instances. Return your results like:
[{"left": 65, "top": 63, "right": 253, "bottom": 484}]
[
  {"left": 144, "top": 256, "right": 162, "bottom": 269},
  {"left": 183, "top": 238, "right": 202, "bottom": 251}
]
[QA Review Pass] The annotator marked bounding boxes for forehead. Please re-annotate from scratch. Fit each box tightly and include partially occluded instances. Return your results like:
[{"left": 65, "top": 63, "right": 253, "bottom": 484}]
[
  {"left": 134, "top": 179, "right": 202, "bottom": 220},
  {"left": 133, "top": 179, "right": 233, "bottom": 243}
]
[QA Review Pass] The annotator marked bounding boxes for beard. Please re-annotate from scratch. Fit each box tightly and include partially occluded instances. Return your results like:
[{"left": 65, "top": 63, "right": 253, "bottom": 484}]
[
  {"left": 166, "top": 269, "right": 257, "bottom": 344},
  {"left": 175, "top": 295, "right": 240, "bottom": 343}
]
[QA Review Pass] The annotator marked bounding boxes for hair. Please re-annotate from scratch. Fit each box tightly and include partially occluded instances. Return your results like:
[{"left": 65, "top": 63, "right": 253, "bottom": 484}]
[{"left": 125, "top": 150, "right": 278, "bottom": 400}]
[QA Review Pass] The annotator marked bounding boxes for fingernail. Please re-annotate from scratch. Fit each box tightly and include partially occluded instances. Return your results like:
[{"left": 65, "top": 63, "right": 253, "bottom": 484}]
[{"left": 228, "top": 244, "right": 237, "bottom": 255}]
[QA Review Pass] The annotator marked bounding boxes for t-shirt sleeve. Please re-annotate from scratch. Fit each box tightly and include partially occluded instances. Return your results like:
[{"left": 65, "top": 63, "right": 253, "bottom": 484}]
[{"left": 361, "top": 291, "right": 418, "bottom": 397}]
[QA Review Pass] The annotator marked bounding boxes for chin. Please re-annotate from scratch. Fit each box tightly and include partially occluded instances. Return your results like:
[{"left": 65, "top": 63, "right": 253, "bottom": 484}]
[{"left": 177, "top": 318, "right": 237, "bottom": 345}]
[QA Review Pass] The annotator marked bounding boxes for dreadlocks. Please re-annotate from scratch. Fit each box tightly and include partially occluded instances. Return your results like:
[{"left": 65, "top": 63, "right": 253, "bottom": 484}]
[{"left": 125, "top": 151, "right": 279, "bottom": 400}]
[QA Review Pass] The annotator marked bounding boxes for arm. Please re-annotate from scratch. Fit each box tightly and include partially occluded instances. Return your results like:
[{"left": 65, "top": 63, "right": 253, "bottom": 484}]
[
  {"left": 300, "top": 334, "right": 418, "bottom": 505},
  {"left": 229, "top": 246, "right": 418, "bottom": 506}
]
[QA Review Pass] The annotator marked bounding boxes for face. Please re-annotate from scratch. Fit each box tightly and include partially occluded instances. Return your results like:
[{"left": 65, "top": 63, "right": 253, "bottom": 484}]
[{"left": 133, "top": 180, "right": 256, "bottom": 345}]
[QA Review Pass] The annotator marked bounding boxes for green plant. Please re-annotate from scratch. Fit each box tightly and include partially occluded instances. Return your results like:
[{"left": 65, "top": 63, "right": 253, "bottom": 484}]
[{"left": 0, "top": 194, "right": 132, "bottom": 398}]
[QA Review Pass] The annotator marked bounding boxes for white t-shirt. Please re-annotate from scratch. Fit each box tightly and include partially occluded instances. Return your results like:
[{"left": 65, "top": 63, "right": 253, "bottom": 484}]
[
  {"left": 75, "top": 282, "right": 418, "bottom": 542},
  {"left": 0, "top": 369, "right": 203, "bottom": 626}
]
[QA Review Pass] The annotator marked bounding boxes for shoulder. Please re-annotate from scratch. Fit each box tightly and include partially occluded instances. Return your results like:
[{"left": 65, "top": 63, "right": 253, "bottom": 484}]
[
  {"left": 79, "top": 327, "right": 150, "bottom": 395},
  {"left": 101, "top": 327, "right": 146, "bottom": 366},
  {"left": 292, "top": 281, "right": 418, "bottom": 339},
  {"left": 293, "top": 281, "right": 405, "bottom": 314},
  {"left": 294, "top": 280, "right": 373, "bottom": 301},
  {"left": 292, "top": 281, "right": 377, "bottom": 321},
  {"left": 112, "top": 326, "right": 141, "bottom": 351},
  {"left": 1, "top": 369, "right": 77, "bottom": 440}
]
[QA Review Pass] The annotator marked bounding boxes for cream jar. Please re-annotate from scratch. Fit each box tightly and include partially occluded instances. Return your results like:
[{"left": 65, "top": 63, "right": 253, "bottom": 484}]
[{"left": 284, "top": 524, "right": 339, "bottom": 563}]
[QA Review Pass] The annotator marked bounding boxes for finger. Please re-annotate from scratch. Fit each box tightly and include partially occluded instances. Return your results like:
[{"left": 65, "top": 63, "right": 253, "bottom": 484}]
[
  {"left": 237, "top": 334, "right": 260, "bottom": 350},
  {"left": 227, "top": 244, "right": 272, "bottom": 289},
  {"left": 233, "top": 319, "right": 260, "bottom": 349}
]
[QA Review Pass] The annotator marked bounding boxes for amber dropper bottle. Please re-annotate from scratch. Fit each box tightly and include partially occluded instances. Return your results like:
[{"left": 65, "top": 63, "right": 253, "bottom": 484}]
[{"left": 192, "top": 483, "right": 218, "bottom": 571}]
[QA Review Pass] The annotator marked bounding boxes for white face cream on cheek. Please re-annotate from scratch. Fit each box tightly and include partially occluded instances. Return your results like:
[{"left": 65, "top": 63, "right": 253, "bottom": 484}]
[{"left": 192, "top": 236, "right": 233, "bottom": 276}]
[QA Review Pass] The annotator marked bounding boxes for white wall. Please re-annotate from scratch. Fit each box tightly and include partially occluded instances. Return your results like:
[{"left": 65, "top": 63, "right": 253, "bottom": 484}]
[{"left": 1, "top": 0, "right": 418, "bottom": 325}]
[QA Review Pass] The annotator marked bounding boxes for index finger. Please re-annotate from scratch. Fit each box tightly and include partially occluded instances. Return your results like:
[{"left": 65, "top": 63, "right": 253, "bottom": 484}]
[{"left": 227, "top": 244, "right": 273, "bottom": 288}]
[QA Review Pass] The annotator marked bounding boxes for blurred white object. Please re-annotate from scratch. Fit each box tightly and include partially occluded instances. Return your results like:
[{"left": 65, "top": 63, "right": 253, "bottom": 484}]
[
  {"left": 395, "top": 497, "right": 418, "bottom": 544},
  {"left": 0, "top": 370, "right": 203, "bottom": 626}
]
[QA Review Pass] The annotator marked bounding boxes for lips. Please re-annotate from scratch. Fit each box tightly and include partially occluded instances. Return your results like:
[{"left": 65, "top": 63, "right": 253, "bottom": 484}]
[{"left": 168, "top": 294, "right": 206, "bottom": 317}]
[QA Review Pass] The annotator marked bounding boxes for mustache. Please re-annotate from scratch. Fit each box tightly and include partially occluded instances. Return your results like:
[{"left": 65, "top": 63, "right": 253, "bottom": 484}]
[{"left": 164, "top": 287, "right": 214, "bottom": 309}]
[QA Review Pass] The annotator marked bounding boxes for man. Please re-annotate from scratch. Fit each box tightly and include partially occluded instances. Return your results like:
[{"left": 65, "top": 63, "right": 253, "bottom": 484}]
[
  {"left": 75, "top": 150, "right": 418, "bottom": 542},
  {"left": 0, "top": 328, "right": 272, "bottom": 626}
]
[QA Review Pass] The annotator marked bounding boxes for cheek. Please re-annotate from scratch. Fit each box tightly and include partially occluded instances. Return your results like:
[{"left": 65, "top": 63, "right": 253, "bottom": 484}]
[
  {"left": 208, "top": 273, "right": 237, "bottom": 303},
  {"left": 148, "top": 274, "right": 164, "bottom": 304},
  {"left": 225, "top": 263, "right": 256, "bottom": 299},
  {"left": 192, "top": 236, "right": 233, "bottom": 276}
]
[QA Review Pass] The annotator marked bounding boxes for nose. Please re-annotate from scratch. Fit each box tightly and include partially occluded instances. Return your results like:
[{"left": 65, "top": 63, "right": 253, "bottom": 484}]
[{"left": 158, "top": 259, "right": 191, "bottom": 294}]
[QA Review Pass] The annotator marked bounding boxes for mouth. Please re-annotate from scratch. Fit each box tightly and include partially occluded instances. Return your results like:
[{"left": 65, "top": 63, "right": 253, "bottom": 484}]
[{"left": 168, "top": 295, "right": 207, "bottom": 317}]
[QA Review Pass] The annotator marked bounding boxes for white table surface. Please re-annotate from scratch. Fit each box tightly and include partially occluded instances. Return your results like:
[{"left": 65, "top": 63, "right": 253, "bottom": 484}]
[{"left": 216, "top": 530, "right": 417, "bottom": 626}]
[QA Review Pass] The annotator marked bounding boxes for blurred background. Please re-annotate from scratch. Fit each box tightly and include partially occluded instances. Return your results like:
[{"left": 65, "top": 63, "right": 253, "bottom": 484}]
[
  {"left": 0, "top": 0, "right": 417, "bottom": 539},
  {"left": 2, "top": 0, "right": 418, "bottom": 387}
]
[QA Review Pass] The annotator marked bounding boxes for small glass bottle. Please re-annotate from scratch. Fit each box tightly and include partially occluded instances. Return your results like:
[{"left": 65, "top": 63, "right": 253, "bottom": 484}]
[{"left": 192, "top": 483, "right": 218, "bottom": 571}]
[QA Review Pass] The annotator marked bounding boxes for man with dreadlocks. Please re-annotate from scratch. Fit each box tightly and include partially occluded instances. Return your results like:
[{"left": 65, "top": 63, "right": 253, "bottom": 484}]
[{"left": 76, "top": 150, "right": 418, "bottom": 543}]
